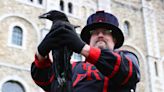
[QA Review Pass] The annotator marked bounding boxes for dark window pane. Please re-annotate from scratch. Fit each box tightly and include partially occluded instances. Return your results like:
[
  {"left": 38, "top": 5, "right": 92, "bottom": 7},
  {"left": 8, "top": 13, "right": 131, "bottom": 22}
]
[
  {"left": 68, "top": 2, "right": 73, "bottom": 13},
  {"left": 60, "top": 0, "right": 64, "bottom": 11},
  {"left": 124, "top": 21, "right": 130, "bottom": 37},
  {"left": 38, "top": 0, "right": 43, "bottom": 5},
  {"left": 154, "top": 62, "right": 158, "bottom": 76}
]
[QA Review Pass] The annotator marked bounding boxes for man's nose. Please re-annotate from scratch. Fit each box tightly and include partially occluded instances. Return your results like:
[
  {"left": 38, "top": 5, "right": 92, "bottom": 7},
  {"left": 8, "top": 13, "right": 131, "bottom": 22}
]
[{"left": 97, "top": 32, "right": 104, "bottom": 37}]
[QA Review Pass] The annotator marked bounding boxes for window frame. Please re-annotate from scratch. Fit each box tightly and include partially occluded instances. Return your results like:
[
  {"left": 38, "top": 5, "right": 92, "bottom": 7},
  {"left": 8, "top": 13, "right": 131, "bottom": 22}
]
[
  {"left": 2, "top": 80, "right": 25, "bottom": 92},
  {"left": 37, "top": 0, "right": 43, "bottom": 5},
  {"left": 11, "top": 26, "right": 23, "bottom": 46},
  {"left": 68, "top": 2, "right": 73, "bottom": 13},
  {"left": 8, "top": 23, "right": 26, "bottom": 49},
  {"left": 81, "top": 6, "right": 87, "bottom": 18},
  {"left": 154, "top": 61, "right": 159, "bottom": 76},
  {"left": 0, "top": 76, "right": 29, "bottom": 92},
  {"left": 123, "top": 20, "right": 130, "bottom": 38},
  {"left": 16, "top": 0, "right": 46, "bottom": 8},
  {"left": 60, "top": 0, "right": 64, "bottom": 11}
]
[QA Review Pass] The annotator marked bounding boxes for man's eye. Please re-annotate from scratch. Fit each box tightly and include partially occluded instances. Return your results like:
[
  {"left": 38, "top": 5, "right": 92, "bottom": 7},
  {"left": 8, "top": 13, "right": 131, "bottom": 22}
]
[
  {"left": 105, "top": 30, "right": 112, "bottom": 34},
  {"left": 90, "top": 30, "right": 94, "bottom": 34}
]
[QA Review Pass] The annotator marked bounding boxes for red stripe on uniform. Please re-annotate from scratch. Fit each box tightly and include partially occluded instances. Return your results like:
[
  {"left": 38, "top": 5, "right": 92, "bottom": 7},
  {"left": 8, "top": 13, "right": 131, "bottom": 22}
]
[
  {"left": 121, "top": 57, "right": 133, "bottom": 85},
  {"left": 108, "top": 52, "right": 121, "bottom": 79},
  {"left": 34, "top": 74, "right": 55, "bottom": 86},
  {"left": 73, "top": 74, "right": 86, "bottom": 87},
  {"left": 103, "top": 77, "right": 109, "bottom": 92},
  {"left": 87, "top": 65, "right": 92, "bottom": 80}
]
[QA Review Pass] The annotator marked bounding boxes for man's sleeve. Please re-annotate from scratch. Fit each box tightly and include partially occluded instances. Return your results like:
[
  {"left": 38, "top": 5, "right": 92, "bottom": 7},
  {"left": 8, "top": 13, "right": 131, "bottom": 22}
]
[
  {"left": 31, "top": 54, "right": 54, "bottom": 92},
  {"left": 86, "top": 47, "right": 140, "bottom": 86}
]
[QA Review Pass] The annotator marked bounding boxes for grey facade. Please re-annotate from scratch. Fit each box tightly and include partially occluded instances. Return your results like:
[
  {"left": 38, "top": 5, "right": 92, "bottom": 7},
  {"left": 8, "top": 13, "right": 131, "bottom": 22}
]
[{"left": 0, "top": 0, "right": 164, "bottom": 92}]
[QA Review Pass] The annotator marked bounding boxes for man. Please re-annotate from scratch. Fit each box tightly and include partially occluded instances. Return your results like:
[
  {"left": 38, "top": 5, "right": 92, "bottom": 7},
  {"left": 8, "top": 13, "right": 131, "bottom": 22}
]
[{"left": 31, "top": 11, "right": 140, "bottom": 92}]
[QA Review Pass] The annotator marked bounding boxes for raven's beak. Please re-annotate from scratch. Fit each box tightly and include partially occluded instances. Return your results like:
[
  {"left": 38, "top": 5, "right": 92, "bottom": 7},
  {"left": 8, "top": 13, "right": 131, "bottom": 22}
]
[{"left": 38, "top": 13, "right": 50, "bottom": 19}]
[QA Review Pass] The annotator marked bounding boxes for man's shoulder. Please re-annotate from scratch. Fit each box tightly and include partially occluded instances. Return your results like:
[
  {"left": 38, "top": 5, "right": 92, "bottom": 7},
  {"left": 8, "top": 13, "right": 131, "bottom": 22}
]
[
  {"left": 117, "top": 50, "right": 140, "bottom": 65},
  {"left": 116, "top": 50, "right": 138, "bottom": 60},
  {"left": 119, "top": 50, "right": 135, "bottom": 54}
]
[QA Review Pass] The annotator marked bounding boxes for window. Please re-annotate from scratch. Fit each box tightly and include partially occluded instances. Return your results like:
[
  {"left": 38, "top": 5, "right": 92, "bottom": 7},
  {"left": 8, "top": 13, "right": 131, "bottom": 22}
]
[
  {"left": 162, "top": 0, "right": 164, "bottom": 9},
  {"left": 68, "top": 2, "right": 73, "bottom": 13},
  {"left": 17, "top": 0, "right": 45, "bottom": 7},
  {"left": 28, "top": 0, "right": 33, "bottom": 2},
  {"left": 60, "top": 0, "right": 64, "bottom": 11},
  {"left": 12, "top": 26, "right": 23, "bottom": 46},
  {"left": 37, "top": 0, "right": 43, "bottom": 5},
  {"left": 81, "top": 6, "right": 87, "bottom": 18},
  {"left": 154, "top": 62, "right": 158, "bottom": 76},
  {"left": 123, "top": 21, "right": 130, "bottom": 37},
  {"left": 90, "top": 8, "right": 94, "bottom": 14},
  {"left": 2, "top": 80, "right": 25, "bottom": 92}
]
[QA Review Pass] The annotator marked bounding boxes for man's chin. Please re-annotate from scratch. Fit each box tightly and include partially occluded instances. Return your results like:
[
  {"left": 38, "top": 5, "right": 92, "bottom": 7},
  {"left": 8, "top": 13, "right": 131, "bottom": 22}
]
[
  {"left": 95, "top": 44, "right": 107, "bottom": 49},
  {"left": 97, "top": 46, "right": 106, "bottom": 49}
]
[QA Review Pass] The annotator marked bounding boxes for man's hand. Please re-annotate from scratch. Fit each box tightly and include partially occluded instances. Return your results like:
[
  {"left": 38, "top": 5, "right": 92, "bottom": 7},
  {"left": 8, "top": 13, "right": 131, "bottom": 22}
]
[
  {"left": 51, "top": 22, "right": 86, "bottom": 53},
  {"left": 38, "top": 21, "right": 85, "bottom": 57},
  {"left": 37, "top": 25, "right": 64, "bottom": 57}
]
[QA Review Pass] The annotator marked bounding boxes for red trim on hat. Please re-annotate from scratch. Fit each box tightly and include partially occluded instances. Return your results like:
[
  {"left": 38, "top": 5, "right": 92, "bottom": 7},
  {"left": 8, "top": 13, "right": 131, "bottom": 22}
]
[{"left": 96, "top": 17, "right": 105, "bottom": 22}]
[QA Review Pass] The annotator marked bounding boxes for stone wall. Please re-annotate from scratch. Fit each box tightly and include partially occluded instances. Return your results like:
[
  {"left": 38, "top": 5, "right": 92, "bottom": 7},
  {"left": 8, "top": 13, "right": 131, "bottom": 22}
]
[{"left": 0, "top": 0, "right": 164, "bottom": 92}]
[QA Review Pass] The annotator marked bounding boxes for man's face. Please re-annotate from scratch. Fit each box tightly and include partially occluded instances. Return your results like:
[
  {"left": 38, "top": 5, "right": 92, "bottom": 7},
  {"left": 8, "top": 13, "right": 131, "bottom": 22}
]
[{"left": 89, "top": 28, "right": 115, "bottom": 50}]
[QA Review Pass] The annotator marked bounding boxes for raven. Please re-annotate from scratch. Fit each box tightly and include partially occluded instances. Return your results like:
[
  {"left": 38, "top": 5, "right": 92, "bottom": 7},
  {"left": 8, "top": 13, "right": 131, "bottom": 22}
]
[
  {"left": 39, "top": 10, "right": 69, "bottom": 22},
  {"left": 39, "top": 10, "right": 80, "bottom": 28},
  {"left": 39, "top": 10, "right": 73, "bottom": 92}
]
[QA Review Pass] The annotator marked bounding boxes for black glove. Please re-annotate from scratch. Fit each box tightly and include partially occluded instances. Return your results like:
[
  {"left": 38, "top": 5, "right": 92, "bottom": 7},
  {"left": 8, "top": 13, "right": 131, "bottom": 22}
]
[
  {"left": 51, "top": 22, "right": 86, "bottom": 53},
  {"left": 37, "top": 26, "right": 65, "bottom": 57}
]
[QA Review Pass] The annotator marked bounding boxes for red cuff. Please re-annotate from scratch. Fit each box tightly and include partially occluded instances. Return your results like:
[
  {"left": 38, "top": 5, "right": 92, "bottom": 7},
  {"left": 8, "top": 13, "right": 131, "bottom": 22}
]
[
  {"left": 86, "top": 47, "right": 101, "bottom": 64},
  {"left": 34, "top": 54, "right": 52, "bottom": 69}
]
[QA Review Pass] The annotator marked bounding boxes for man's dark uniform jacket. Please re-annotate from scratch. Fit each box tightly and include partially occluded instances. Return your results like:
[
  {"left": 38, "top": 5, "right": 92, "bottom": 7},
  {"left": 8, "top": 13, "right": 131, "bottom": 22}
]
[{"left": 31, "top": 47, "right": 140, "bottom": 92}]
